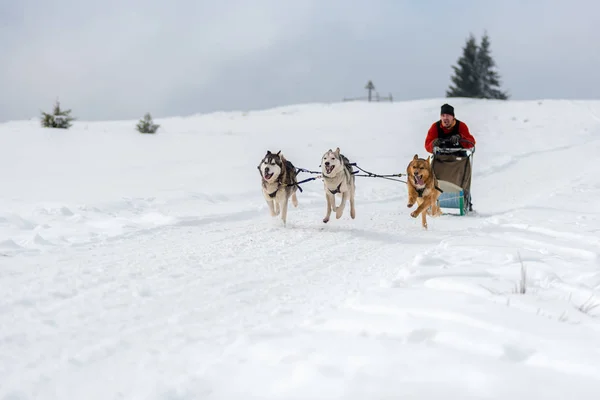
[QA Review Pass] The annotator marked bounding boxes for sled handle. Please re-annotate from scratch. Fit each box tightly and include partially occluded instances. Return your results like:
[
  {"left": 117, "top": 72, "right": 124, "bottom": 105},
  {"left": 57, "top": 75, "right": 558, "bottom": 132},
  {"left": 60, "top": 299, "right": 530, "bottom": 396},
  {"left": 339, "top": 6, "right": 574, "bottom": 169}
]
[{"left": 433, "top": 146, "right": 475, "bottom": 156}]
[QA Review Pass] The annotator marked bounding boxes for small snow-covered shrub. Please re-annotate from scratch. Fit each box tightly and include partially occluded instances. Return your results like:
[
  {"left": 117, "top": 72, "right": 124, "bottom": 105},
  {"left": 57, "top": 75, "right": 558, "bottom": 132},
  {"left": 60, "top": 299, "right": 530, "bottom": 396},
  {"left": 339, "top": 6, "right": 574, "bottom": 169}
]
[{"left": 136, "top": 113, "right": 160, "bottom": 134}]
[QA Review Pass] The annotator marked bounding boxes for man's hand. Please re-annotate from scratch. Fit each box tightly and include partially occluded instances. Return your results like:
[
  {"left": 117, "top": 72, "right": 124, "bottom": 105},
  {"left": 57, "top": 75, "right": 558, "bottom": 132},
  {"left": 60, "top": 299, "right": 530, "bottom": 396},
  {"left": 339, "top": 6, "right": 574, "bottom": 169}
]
[
  {"left": 433, "top": 135, "right": 460, "bottom": 148},
  {"left": 449, "top": 135, "right": 460, "bottom": 145}
]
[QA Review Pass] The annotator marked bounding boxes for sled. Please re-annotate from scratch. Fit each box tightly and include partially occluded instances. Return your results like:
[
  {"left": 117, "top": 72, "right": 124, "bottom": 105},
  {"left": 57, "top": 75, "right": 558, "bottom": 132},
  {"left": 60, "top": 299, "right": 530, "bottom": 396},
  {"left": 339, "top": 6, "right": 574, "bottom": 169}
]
[{"left": 431, "top": 142, "right": 475, "bottom": 216}]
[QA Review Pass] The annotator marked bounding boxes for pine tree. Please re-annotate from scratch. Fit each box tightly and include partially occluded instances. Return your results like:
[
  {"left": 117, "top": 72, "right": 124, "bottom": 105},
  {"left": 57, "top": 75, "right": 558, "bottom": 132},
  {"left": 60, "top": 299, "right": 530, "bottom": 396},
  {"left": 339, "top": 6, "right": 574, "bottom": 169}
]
[
  {"left": 41, "top": 99, "right": 75, "bottom": 129},
  {"left": 477, "top": 32, "right": 509, "bottom": 100},
  {"left": 446, "top": 34, "right": 481, "bottom": 98},
  {"left": 136, "top": 112, "right": 160, "bottom": 134},
  {"left": 446, "top": 32, "right": 509, "bottom": 100}
]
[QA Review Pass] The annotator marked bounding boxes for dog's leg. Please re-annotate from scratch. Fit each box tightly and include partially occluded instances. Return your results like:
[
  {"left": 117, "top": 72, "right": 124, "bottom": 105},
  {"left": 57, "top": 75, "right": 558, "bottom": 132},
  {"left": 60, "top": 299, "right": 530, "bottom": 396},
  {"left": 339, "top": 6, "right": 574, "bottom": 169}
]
[
  {"left": 274, "top": 199, "right": 281, "bottom": 216},
  {"left": 350, "top": 180, "right": 356, "bottom": 219},
  {"left": 280, "top": 198, "right": 289, "bottom": 227},
  {"left": 426, "top": 199, "right": 434, "bottom": 215},
  {"left": 407, "top": 186, "right": 418, "bottom": 208},
  {"left": 292, "top": 191, "right": 298, "bottom": 207},
  {"left": 421, "top": 209, "right": 428, "bottom": 229},
  {"left": 323, "top": 192, "right": 334, "bottom": 223},
  {"left": 411, "top": 198, "right": 429, "bottom": 219},
  {"left": 266, "top": 199, "right": 277, "bottom": 216},
  {"left": 410, "top": 202, "right": 428, "bottom": 218},
  {"left": 432, "top": 199, "right": 442, "bottom": 217},
  {"left": 336, "top": 192, "right": 347, "bottom": 219},
  {"left": 427, "top": 202, "right": 440, "bottom": 216}
]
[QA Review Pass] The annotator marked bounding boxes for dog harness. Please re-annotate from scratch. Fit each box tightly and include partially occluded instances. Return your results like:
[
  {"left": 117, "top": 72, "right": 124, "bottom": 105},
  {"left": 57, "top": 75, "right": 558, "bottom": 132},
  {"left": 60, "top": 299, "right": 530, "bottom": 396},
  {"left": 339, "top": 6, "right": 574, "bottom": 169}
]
[
  {"left": 260, "top": 163, "right": 298, "bottom": 198},
  {"left": 418, "top": 185, "right": 444, "bottom": 196},
  {"left": 328, "top": 182, "right": 342, "bottom": 194}
]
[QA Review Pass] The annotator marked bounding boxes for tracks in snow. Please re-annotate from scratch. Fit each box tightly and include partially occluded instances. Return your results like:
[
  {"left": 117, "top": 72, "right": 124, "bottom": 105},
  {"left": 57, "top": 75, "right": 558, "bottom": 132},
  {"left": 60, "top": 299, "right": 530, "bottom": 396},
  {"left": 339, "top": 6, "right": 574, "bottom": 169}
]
[
  {"left": 3, "top": 154, "right": 600, "bottom": 397},
  {"left": 0, "top": 200, "right": 444, "bottom": 398}
]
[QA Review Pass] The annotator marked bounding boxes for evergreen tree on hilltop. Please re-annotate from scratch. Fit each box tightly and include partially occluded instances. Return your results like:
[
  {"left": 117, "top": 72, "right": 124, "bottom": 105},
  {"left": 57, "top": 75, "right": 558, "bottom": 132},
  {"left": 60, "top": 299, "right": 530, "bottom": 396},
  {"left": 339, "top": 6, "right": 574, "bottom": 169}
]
[
  {"left": 136, "top": 112, "right": 160, "bottom": 134},
  {"left": 446, "top": 32, "right": 509, "bottom": 100},
  {"left": 446, "top": 34, "right": 481, "bottom": 98},
  {"left": 41, "top": 99, "right": 75, "bottom": 129},
  {"left": 477, "top": 31, "right": 509, "bottom": 100}
]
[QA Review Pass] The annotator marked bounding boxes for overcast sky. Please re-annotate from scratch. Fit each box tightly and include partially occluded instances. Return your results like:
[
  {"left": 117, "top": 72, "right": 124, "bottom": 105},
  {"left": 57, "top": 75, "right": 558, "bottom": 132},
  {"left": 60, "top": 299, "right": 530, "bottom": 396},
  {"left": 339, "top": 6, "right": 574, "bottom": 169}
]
[{"left": 1, "top": 0, "right": 599, "bottom": 122}]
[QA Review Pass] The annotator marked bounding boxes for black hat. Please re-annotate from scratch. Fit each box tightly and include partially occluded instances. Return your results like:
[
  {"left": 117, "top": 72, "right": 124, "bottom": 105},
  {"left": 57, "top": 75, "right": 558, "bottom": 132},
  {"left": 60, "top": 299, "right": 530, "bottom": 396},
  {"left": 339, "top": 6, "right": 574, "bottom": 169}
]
[{"left": 440, "top": 103, "right": 454, "bottom": 116}]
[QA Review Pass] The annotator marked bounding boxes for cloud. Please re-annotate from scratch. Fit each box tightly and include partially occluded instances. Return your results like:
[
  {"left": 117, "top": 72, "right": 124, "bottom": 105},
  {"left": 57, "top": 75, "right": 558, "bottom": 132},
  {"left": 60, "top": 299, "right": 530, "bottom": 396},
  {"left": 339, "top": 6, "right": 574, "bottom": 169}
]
[
  {"left": 1, "top": 0, "right": 320, "bottom": 120},
  {"left": 1, "top": 0, "right": 599, "bottom": 122}
]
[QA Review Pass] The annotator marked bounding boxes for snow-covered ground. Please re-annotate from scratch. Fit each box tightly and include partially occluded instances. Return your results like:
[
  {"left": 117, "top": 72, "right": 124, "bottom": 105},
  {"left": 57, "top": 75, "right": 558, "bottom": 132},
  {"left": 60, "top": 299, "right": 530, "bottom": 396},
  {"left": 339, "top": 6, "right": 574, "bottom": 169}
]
[{"left": 1, "top": 98, "right": 600, "bottom": 399}]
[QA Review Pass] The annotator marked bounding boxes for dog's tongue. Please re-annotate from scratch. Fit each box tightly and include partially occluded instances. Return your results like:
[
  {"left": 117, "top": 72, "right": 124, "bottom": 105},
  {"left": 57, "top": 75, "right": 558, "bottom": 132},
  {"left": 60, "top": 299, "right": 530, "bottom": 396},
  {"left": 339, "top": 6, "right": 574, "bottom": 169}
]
[
  {"left": 415, "top": 176, "right": 424, "bottom": 185},
  {"left": 264, "top": 172, "right": 273, "bottom": 180}
]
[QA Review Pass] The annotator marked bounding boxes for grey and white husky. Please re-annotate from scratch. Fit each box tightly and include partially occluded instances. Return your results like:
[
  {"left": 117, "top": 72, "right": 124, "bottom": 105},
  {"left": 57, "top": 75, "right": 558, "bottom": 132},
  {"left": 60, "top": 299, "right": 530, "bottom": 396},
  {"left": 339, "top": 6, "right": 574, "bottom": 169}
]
[
  {"left": 257, "top": 150, "right": 299, "bottom": 226},
  {"left": 321, "top": 147, "right": 356, "bottom": 223}
]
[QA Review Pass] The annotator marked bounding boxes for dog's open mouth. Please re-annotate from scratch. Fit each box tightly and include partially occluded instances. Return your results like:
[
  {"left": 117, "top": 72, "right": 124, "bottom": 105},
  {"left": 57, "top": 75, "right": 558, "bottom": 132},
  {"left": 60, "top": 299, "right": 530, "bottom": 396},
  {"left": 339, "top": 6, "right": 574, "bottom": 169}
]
[
  {"left": 414, "top": 174, "right": 424, "bottom": 185},
  {"left": 325, "top": 165, "right": 335, "bottom": 174},
  {"left": 264, "top": 172, "right": 273, "bottom": 180}
]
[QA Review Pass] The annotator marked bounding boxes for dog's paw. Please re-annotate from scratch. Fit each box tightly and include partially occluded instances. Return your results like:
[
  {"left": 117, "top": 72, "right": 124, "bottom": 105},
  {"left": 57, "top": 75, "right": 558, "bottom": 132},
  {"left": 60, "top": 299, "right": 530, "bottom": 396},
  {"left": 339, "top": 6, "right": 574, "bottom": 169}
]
[
  {"left": 410, "top": 211, "right": 418, "bottom": 218},
  {"left": 351, "top": 208, "right": 356, "bottom": 219},
  {"left": 407, "top": 203, "right": 414, "bottom": 208},
  {"left": 323, "top": 216, "right": 329, "bottom": 223}
]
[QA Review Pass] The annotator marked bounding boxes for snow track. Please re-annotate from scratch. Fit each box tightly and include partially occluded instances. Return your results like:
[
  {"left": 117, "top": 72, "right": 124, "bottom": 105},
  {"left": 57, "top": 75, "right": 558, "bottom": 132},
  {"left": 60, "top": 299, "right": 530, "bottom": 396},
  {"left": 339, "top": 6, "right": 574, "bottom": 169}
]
[{"left": 2, "top": 99, "right": 600, "bottom": 399}]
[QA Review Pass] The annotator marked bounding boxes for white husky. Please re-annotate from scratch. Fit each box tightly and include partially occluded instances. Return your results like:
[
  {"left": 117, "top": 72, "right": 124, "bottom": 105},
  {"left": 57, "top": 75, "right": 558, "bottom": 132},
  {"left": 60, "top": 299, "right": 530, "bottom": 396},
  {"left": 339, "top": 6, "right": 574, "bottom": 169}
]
[{"left": 321, "top": 147, "right": 356, "bottom": 223}]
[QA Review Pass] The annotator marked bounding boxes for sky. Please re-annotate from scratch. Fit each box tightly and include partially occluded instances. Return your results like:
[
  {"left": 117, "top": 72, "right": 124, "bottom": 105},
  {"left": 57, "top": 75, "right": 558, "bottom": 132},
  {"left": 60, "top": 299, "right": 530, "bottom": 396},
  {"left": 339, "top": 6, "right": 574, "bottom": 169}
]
[{"left": 1, "top": 0, "right": 599, "bottom": 122}]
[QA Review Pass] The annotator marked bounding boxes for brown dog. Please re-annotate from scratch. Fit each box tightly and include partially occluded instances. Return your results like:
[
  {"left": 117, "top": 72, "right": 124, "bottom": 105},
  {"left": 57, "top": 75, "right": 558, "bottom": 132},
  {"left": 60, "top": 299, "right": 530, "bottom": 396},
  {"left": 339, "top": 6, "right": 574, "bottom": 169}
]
[{"left": 406, "top": 154, "right": 442, "bottom": 229}]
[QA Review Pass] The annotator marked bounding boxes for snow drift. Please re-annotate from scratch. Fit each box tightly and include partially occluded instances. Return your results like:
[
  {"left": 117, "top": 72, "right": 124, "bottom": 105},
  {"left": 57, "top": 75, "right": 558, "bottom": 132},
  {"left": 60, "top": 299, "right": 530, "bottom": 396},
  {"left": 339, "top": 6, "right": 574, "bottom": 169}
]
[{"left": 1, "top": 98, "right": 600, "bottom": 399}]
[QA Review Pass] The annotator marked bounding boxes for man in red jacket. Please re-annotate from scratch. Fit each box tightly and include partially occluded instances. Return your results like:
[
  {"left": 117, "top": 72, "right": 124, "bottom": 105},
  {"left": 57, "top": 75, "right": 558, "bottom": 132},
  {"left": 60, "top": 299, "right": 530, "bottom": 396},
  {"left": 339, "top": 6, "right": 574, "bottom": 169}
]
[{"left": 424, "top": 103, "right": 476, "bottom": 153}]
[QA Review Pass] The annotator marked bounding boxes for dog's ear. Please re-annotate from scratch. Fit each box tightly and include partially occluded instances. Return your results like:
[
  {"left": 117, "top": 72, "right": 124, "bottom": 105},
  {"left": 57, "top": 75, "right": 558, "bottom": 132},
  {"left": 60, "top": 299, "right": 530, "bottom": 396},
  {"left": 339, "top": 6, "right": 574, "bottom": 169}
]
[
  {"left": 413, "top": 154, "right": 418, "bottom": 160},
  {"left": 266, "top": 150, "right": 271, "bottom": 155},
  {"left": 426, "top": 156, "right": 430, "bottom": 163},
  {"left": 276, "top": 150, "right": 281, "bottom": 155},
  {"left": 280, "top": 153, "right": 286, "bottom": 162},
  {"left": 335, "top": 147, "right": 340, "bottom": 154}
]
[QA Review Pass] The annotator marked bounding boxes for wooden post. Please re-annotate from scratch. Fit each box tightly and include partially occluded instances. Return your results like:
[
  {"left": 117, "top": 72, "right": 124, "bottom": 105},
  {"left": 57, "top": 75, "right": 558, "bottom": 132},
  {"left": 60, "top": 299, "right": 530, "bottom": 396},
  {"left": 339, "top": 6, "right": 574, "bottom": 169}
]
[{"left": 365, "top": 80, "right": 375, "bottom": 102}]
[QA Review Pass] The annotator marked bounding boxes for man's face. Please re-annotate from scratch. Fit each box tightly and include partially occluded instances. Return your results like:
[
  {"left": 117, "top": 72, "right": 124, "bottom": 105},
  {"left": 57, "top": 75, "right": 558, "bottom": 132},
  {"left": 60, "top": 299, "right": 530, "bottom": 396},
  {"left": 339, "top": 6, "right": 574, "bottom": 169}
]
[{"left": 441, "top": 113, "right": 454, "bottom": 127}]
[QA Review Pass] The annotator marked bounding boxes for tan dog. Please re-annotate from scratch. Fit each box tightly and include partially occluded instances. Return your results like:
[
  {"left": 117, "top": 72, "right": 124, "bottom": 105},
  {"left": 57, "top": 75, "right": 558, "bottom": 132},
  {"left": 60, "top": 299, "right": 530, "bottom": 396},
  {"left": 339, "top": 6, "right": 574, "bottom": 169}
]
[
  {"left": 321, "top": 147, "right": 356, "bottom": 223},
  {"left": 406, "top": 154, "right": 442, "bottom": 229}
]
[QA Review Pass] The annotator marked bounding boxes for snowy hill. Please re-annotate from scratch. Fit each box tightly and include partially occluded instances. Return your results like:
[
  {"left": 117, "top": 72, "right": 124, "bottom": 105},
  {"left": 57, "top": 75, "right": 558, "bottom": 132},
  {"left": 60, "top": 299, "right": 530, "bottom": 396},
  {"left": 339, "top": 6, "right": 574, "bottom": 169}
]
[{"left": 1, "top": 98, "right": 600, "bottom": 399}]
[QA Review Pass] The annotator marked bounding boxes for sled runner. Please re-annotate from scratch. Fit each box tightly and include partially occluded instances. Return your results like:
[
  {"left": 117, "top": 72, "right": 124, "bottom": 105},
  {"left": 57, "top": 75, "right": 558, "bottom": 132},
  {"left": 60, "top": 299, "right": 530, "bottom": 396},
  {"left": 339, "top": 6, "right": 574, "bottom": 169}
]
[{"left": 431, "top": 140, "right": 475, "bottom": 216}]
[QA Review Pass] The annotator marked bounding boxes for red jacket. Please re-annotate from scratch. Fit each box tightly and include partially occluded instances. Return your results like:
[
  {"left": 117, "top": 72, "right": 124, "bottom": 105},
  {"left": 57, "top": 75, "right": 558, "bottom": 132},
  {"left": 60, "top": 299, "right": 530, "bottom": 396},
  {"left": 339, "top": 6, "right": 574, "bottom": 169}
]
[{"left": 424, "top": 120, "right": 476, "bottom": 153}]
